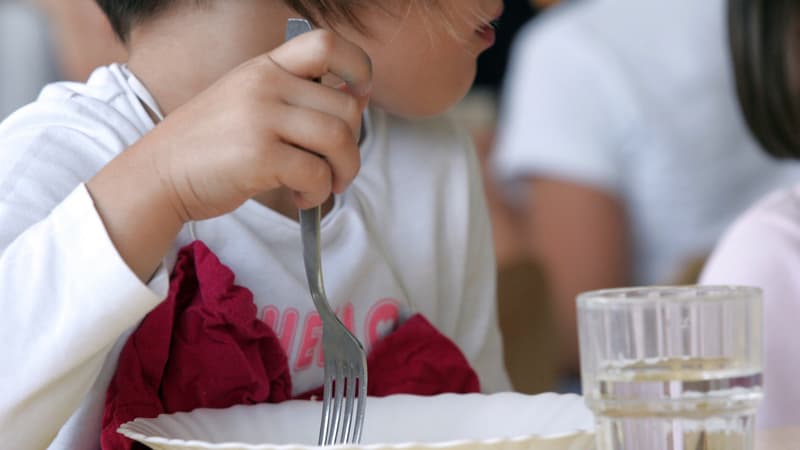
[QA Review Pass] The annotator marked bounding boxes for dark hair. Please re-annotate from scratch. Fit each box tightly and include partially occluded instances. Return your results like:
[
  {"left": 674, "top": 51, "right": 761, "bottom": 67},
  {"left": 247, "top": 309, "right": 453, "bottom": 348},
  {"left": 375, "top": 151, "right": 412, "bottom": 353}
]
[
  {"left": 729, "top": 0, "right": 800, "bottom": 158},
  {"left": 94, "top": 0, "right": 161, "bottom": 41},
  {"left": 95, "top": 0, "right": 371, "bottom": 42}
]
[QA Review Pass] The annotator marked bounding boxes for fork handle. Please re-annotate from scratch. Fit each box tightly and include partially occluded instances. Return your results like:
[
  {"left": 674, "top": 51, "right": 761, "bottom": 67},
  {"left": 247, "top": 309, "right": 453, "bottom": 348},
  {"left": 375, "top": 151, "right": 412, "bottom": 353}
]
[{"left": 299, "top": 206, "right": 339, "bottom": 322}]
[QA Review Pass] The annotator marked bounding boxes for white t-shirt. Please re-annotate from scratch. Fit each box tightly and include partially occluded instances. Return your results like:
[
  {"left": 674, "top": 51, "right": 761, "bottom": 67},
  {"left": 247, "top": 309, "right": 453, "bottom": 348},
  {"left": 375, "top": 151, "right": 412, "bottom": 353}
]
[
  {"left": 0, "top": 64, "right": 511, "bottom": 450},
  {"left": 701, "top": 186, "right": 800, "bottom": 428},
  {"left": 492, "top": 0, "right": 800, "bottom": 285}
]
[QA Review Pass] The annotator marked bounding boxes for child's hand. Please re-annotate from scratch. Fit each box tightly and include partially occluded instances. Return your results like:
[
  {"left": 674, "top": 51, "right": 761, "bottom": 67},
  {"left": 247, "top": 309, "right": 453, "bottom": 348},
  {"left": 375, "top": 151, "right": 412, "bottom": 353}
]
[
  {"left": 148, "top": 29, "right": 373, "bottom": 221},
  {"left": 86, "top": 30, "right": 372, "bottom": 281}
]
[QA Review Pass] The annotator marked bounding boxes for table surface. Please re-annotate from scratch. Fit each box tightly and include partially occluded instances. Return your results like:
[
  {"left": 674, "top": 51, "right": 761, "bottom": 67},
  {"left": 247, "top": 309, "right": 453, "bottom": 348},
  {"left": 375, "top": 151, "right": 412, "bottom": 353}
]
[{"left": 756, "top": 427, "right": 800, "bottom": 449}]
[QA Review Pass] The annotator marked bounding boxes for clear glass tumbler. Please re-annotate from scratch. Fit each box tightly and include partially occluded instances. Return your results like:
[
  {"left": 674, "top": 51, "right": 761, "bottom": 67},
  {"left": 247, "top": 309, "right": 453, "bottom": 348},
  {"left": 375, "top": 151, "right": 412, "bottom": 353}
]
[{"left": 577, "top": 286, "right": 763, "bottom": 450}]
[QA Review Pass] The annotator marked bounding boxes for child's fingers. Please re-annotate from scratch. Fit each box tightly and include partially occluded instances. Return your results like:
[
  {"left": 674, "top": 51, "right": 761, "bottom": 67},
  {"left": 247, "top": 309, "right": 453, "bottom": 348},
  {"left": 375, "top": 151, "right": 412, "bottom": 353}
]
[
  {"left": 271, "top": 141, "right": 334, "bottom": 209},
  {"left": 267, "top": 29, "right": 373, "bottom": 97},
  {"left": 272, "top": 104, "right": 361, "bottom": 193},
  {"left": 335, "top": 82, "right": 371, "bottom": 110},
  {"left": 283, "top": 80, "right": 364, "bottom": 141}
]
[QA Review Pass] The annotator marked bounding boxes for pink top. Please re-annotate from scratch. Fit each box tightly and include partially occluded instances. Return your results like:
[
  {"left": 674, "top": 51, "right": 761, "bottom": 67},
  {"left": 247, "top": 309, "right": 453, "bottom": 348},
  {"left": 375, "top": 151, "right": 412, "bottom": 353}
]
[{"left": 702, "top": 185, "right": 800, "bottom": 428}]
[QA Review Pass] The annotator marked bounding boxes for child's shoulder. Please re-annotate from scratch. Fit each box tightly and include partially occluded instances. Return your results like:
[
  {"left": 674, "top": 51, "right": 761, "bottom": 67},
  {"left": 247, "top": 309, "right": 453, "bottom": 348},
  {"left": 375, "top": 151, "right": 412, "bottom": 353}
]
[
  {"left": 39, "top": 65, "right": 125, "bottom": 103},
  {"left": 720, "top": 183, "right": 800, "bottom": 247},
  {"left": 747, "top": 184, "right": 800, "bottom": 221},
  {"left": 0, "top": 64, "right": 150, "bottom": 189},
  {"left": 702, "top": 182, "right": 800, "bottom": 291},
  {"left": 0, "top": 64, "right": 149, "bottom": 156}
]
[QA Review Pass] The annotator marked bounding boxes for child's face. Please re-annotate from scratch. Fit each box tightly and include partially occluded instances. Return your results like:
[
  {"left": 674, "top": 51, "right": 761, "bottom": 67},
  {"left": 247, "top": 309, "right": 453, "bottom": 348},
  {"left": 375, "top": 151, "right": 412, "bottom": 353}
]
[
  {"left": 337, "top": 0, "right": 503, "bottom": 118},
  {"left": 128, "top": 0, "right": 500, "bottom": 119}
]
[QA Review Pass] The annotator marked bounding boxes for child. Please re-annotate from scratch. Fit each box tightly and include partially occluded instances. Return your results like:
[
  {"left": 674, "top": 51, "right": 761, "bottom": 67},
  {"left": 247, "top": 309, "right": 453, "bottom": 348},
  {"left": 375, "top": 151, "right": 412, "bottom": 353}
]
[
  {"left": 0, "top": 0, "right": 510, "bottom": 448},
  {"left": 700, "top": 0, "right": 800, "bottom": 429}
]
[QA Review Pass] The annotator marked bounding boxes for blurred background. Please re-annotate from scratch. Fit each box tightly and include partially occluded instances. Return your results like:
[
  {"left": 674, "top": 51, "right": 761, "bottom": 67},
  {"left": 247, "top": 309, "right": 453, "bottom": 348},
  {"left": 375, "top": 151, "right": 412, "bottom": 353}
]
[
  {"left": 4, "top": 0, "right": 799, "bottom": 397},
  {"left": 0, "top": 0, "right": 125, "bottom": 118}
]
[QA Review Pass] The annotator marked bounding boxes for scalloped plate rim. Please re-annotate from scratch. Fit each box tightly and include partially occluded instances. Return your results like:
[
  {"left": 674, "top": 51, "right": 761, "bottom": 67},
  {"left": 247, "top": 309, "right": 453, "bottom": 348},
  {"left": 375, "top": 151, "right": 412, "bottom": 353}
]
[
  {"left": 118, "top": 392, "right": 595, "bottom": 450},
  {"left": 117, "top": 430, "right": 596, "bottom": 450}
]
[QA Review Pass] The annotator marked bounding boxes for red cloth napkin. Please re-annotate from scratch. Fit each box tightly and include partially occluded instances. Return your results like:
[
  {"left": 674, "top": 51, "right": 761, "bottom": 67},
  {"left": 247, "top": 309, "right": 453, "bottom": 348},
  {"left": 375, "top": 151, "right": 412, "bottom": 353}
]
[
  {"left": 297, "top": 314, "right": 481, "bottom": 399},
  {"left": 101, "top": 241, "right": 480, "bottom": 450},
  {"left": 101, "top": 241, "right": 292, "bottom": 450}
]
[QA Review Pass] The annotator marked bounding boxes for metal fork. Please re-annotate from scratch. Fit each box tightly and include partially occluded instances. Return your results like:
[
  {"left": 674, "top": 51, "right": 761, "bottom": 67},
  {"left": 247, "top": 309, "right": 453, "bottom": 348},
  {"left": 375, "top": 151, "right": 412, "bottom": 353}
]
[
  {"left": 299, "top": 207, "right": 368, "bottom": 446},
  {"left": 288, "top": 19, "right": 368, "bottom": 446}
]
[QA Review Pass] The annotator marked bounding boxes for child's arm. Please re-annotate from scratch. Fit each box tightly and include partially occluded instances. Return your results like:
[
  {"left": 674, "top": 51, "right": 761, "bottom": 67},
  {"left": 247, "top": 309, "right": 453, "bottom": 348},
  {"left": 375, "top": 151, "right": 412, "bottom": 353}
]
[
  {"left": 0, "top": 181, "right": 165, "bottom": 450},
  {"left": 88, "top": 30, "right": 373, "bottom": 281},
  {"left": 0, "top": 30, "right": 371, "bottom": 448}
]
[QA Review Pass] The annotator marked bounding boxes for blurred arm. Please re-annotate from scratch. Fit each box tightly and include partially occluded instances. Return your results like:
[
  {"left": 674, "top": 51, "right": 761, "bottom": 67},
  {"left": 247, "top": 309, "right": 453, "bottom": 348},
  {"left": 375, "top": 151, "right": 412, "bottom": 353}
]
[
  {"left": 519, "top": 177, "right": 630, "bottom": 373},
  {"left": 491, "top": 13, "right": 639, "bottom": 375}
]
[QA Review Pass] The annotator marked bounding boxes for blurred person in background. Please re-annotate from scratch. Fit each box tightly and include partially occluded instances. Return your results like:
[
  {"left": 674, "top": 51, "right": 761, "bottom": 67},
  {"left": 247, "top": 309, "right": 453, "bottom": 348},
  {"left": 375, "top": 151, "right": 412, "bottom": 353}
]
[
  {"left": 32, "top": 0, "right": 126, "bottom": 81},
  {"left": 701, "top": 0, "right": 800, "bottom": 429},
  {"left": 0, "top": 0, "right": 58, "bottom": 118},
  {"left": 491, "top": 0, "right": 800, "bottom": 387},
  {"left": 0, "top": 0, "right": 124, "bottom": 119}
]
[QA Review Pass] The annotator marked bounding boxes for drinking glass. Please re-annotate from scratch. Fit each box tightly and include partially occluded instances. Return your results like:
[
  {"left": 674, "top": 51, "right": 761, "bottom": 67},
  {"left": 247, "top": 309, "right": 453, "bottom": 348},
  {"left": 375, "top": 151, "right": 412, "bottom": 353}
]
[{"left": 577, "top": 286, "right": 763, "bottom": 450}]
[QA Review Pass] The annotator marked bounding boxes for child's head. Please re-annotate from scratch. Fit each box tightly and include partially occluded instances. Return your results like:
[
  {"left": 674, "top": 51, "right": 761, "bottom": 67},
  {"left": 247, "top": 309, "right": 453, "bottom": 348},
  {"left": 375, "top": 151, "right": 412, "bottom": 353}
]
[
  {"left": 729, "top": 0, "right": 800, "bottom": 158},
  {"left": 94, "top": 0, "right": 502, "bottom": 117},
  {"left": 95, "top": 0, "right": 371, "bottom": 42}
]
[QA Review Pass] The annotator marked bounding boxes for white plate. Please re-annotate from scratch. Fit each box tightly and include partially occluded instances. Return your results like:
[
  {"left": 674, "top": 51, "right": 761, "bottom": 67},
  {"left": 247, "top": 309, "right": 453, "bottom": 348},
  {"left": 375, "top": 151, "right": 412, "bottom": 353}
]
[{"left": 119, "top": 392, "right": 595, "bottom": 450}]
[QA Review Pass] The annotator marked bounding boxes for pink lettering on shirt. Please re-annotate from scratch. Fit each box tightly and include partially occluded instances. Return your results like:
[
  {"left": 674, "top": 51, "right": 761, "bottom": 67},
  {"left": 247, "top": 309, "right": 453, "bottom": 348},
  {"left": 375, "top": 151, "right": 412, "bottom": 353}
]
[
  {"left": 262, "top": 299, "right": 403, "bottom": 373},
  {"left": 294, "top": 313, "right": 323, "bottom": 371},
  {"left": 365, "top": 298, "right": 401, "bottom": 348}
]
